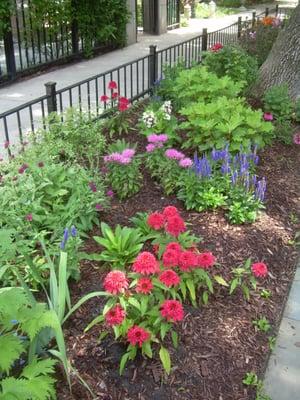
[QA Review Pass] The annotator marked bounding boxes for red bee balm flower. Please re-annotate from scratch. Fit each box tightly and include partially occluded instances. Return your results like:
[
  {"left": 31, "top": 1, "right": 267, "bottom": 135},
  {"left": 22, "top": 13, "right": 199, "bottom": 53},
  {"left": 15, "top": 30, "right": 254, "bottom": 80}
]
[
  {"left": 25, "top": 214, "right": 33, "bottom": 222},
  {"left": 162, "top": 249, "right": 180, "bottom": 267},
  {"left": 100, "top": 95, "right": 109, "bottom": 102},
  {"left": 197, "top": 252, "right": 216, "bottom": 269},
  {"left": 127, "top": 325, "right": 150, "bottom": 347},
  {"left": 111, "top": 92, "right": 119, "bottom": 99},
  {"left": 161, "top": 300, "right": 184, "bottom": 322},
  {"left": 251, "top": 262, "right": 268, "bottom": 278},
  {"left": 136, "top": 277, "right": 153, "bottom": 294},
  {"left": 166, "top": 242, "right": 182, "bottom": 253},
  {"left": 179, "top": 251, "right": 198, "bottom": 271},
  {"left": 147, "top": 212, "right": 165, "bottom": 230},
  {"left": 132, "top": 252, "right": 159, "bottom": 275},
  {"left": 165, "top": 215, "right": 186, "bottom": 237},
  {"left": 103, "top": 270, "right": 128, "bottom": 295},
  {"left": 108, "top": 81, "right": 117, "bottom": 90},
  {"left": 211, "top": 43, "right": 223, "bottom": 52},
  {"left": 105, "top": 304, "right": 126, "bottom": 326},
  {"left": 162, "top": 206, "right": 179, "bottom": 219},
  {"left": 159, "top": 270, "right": 180, "bottom": 287}
]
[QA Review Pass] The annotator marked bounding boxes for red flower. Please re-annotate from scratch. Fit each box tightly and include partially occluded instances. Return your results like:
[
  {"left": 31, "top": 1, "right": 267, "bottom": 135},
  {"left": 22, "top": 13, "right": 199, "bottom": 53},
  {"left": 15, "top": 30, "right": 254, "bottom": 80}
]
[
  {"left": 100, "top": 95, "right": 109, "bottom": 102},
  {"left": 211, "top": 42, "right": 223, "bottom": 52},
  {"left": 166, "top": 242, "right": 182, "bottom": 253},
  {"left": 127, "top": 325, "right": 150, "bottom": 347},
  {"left": 162, "top": 249, "right": 179, "bottom": 268},
  {"left": 161, "top": 300, "right": 184, "bottom": 322},
  {"left": 166, "top": 215, "right": 186, "bottom": 237},
  {"left": 119, "top": 96, "right": 129, "bottom": 105},
  {"left": 18, "top": 163, "right": 29, "bottom": 174},
  {"left": 112, "top": 92, "right": 119, "bottom": 99},
  {"left": 179, "top": 251, "right": 198, "bottom": 272},
  {"left": 162, "top": 206, "right": 179, "bottom": 219},
  {"left": 118, "top": 102, "right": 129, "bottom": 112},
  {"left": 159, "top": 270, "right": 180, "bottom": 287},
  {"left": 197, "top": 252, "right": 216, "bottom": 269},
  {"left": 103, "top": 270, "right": 128, "bottom": 295},
  {"left": 147, "top": 212, "right": 165, "bottom": 230},
  {"left": 136, "top": 277, "right": 153, "bottom": 294},
  {"left": 88, "top": 181, "right": 97, "bottom": 192},
  {"left": 251, "top": 262, "right": 268, "bottom": 278},
  {"left": 105, "top": 304, "right": 126, "bottom": 326},
  {"left": 108, "top": 81, "right": 118, "bottom": 90},
  {"left": 25, "top": 214, "right": 33, "bottom": 222},
  {"left": 133, "top": 252, "right": 159, "bottom": 275}
]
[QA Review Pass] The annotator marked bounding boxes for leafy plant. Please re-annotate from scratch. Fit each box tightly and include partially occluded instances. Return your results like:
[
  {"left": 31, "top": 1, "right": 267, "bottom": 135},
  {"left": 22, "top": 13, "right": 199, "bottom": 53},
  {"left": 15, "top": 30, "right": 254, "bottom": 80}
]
[
  {"left": 295, "top": 98, "right": 300, "bottom": 122},
  {"left": 243, "top": 372, "right": 271, "bottom": 400},
  {"left": 263, "top": 84, "right": 293, "bottom": 121},
  {"left": 203, "top": 44, "right": 258, "bottom": 90},
  {"left": 252, "top": 317, "right": 271, "bottom": 333},
  {"left": 154, "top": 61, "right": 186, "bottom": 104},
  {"left": 229, "top": 258, "right": 264, "bottom": 300},
  {"left": 90, "top": 223, "right": 144, "bottom": 268},
  {"left": 273, "top": 117, "right": 293, "bottom": 144},
  {"left": 180, "top": 97, "right": 274, "bottom": 152}
]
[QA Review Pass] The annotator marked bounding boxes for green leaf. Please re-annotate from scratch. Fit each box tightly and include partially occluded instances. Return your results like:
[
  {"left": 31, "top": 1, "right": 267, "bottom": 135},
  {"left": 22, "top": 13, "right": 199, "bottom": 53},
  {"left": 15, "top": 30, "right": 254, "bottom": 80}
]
[
  {"left": 119, "top": 352, "right": 130, "bottom": 375},
  {"left": 128, "top": 297, "right": 141, "bottom": 311},
  {"left": 229, "top": 278, "right": 239, "bottom": 295},
  {"left": 171, "top": 331, "right": 178, "bottom": 349},
  {"left": 142, "top": 341, "right": 153, "bottom": 358},
  {"left": 85, "top": 315, "right": 105, "bottom": 332},
  {"left": 160, "top": 322, "right": 170, "bottom": 340},
  {"left": 0, "top": 334, "right": 24, "bottom": 374},
  {"left": 214, "top": 275, "right": 229, "bottom": 287},
  {"left": 159, "top": 346, "right": 171, "bottom": 375},
  {"left": 186, "top": 279, "right": 196, "bottom": 301},
  {"left": 202, "top": 290, "right": 209, "bottom": 305}
]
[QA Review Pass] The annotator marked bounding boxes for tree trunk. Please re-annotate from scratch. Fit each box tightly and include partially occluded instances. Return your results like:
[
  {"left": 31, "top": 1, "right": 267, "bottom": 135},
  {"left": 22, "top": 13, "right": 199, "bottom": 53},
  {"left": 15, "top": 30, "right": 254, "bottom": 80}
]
[{"left": 251, "top": 4, "right": 300, "bottom": 100}]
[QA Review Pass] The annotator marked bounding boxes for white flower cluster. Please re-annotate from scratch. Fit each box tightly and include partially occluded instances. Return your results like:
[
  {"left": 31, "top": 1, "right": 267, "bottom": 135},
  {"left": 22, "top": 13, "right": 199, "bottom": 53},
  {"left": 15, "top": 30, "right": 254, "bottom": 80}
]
[
  {"left": 160, "top": 100, "right": 172, "bottom": 120},
  {"left": 142, "top": 110, "right": 157, "bottom": 128}
]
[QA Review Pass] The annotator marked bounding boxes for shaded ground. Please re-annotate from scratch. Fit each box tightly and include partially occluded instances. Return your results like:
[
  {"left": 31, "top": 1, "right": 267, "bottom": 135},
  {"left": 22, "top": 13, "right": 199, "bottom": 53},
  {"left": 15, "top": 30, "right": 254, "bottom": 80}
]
[{"left": 56, "top": 131, "right": 300, "bottom": 399}]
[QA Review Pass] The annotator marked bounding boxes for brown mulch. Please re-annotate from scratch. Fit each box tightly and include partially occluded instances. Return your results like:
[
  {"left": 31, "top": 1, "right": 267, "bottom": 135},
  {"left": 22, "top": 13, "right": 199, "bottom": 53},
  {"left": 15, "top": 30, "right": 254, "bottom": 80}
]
[{"left": 56, "top": 123, "right": 300, "bottom": 400}]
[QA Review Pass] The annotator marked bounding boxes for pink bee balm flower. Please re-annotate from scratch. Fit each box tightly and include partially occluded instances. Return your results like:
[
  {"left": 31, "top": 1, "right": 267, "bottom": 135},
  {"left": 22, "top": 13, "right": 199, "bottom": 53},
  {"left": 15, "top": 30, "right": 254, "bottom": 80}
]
[
  {"left": 293, "top": 132, "right": 300, "bottom": 145},
  {"left": 119, "top": 156, "right": 131, "bottom": 164},
  {"left": 103, "top": 270, "right": 128, "bottom": 295},
  {"left": 107, "top": 189, "right": 114, "bottom": 197},
  {"left": 127, "top": 326, "right": 150, "bottom": 347},
  {"left": 159, "top": 269, "right": 180, "bottom": 287},
  {"left": 25, "top": 214, "right": 33, "bottom": 222},
  {"left": 179, "top": 158, "right": 193, "bottom": 168},
  {"left": 197, "top": 252, "right": 216, "bottom": 269},
  {"left": 163, "top": 206, "right": 179, "bottom": 218},
  {"left": 160, "top": 299, "right": 184, "bottom": 322},
  {"left": 111, "top": 92, "right": 119, "bottom": 99},
  {"left": 147, "top": 212, "right": 165, "bottom": 230},
  {"left": 251, "top": 262, "right": 268, "bottom": 278},
  {"left": 122, "top": 149, "right": 135, "bottom": 158},
  {"left": 95, "top": 203, "right": 102, "bottom": 210},
  {"left": 136, "top": 277, "right": 153, "bottom": 294},
  {"left": 157, "top": 134, "right": 168, "bottom": 143},
  {"left": 147, "top": 134, "right": 160, "bottom": 143},
  {"left": 263, "top": 112, "right": 273, "bottom": 121},
  {"left": 146, "top": 143, "right": 156, "bottom": 152},
  {"left": 105, "top": 304, "right": 126, "bottom": 326},
  {"left": 165, "top": 149, "right": 185, "bottom": 160}
]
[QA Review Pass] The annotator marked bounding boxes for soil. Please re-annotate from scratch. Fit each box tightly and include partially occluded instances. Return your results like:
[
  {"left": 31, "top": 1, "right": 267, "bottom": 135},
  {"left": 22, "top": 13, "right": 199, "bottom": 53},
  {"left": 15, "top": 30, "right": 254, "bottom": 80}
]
[{"left": 56, "top": 112, "right": 300, "bottom": 399}]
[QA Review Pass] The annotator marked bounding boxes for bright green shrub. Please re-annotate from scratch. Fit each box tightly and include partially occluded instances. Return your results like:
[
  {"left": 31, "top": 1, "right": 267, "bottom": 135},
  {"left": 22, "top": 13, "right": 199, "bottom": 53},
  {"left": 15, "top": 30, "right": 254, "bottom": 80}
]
[
  {"left": 203, "top": 45, "right": 258, "bottom": 89},
  {"left": 180, "top": 97, "right": 274, "bottom": 152},
  {"left": 263, "top": 84, "right": 293, "bottom": 120}
]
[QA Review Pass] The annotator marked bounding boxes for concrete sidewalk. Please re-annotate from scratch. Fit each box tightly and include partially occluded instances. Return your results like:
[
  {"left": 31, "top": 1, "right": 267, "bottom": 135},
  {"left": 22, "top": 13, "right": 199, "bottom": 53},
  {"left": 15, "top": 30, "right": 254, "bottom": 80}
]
[
  {"left": 264, "top": 262, "right": 300, "bottom": 400},
  {"left": 0, "top": 3, "right": 283, "bottom": 114}
]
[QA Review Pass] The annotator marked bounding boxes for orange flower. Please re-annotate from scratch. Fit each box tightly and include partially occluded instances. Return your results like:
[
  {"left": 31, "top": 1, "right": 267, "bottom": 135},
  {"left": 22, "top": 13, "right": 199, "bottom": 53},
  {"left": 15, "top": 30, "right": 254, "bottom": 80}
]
[{"left": 262, "top": 16, "right": 274, "bottom": 26}]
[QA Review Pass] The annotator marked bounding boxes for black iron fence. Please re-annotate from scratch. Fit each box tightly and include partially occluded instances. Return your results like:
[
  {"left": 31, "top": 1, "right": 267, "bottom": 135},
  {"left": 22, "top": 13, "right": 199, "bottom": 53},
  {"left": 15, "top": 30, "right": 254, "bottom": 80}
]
[
  {"left": 0, "top": 6, "right": 291, "bottom": 156},
  {"left": 167, "top": 0, "right": 180, "bottom": 30}
]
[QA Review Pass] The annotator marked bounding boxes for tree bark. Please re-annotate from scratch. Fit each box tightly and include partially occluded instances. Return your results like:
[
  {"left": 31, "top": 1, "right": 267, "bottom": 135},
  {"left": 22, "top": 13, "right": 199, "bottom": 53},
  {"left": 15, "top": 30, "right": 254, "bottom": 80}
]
[{"left": 251, "top": 4, "right": 300, "bottom": 100}]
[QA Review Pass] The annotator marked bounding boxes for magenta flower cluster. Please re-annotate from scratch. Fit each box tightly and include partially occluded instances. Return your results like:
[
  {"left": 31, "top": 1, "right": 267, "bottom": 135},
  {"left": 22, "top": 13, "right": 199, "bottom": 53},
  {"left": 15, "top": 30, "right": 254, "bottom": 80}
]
[
  {"left": 146, "top": 134, "right": 168, "bottom": 152},
  {"left": 104, "top": 148, "right": 136, "bottom": 165},
  {"left": 165, "top": 149, "right": 193, "bottom": 168}
]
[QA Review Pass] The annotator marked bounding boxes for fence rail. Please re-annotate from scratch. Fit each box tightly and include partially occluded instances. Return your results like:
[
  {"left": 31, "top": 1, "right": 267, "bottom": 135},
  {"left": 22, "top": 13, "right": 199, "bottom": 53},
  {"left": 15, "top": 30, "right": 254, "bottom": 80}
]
[{"left": 0, "top": 5, "right": 292, "bottom": 156}]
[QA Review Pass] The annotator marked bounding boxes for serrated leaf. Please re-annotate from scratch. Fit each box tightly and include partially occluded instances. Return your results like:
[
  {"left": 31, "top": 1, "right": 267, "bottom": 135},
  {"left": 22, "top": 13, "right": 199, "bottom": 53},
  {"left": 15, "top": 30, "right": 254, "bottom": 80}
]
[{"left": 0, "top": 334, "right": 25, "bottom": 374}]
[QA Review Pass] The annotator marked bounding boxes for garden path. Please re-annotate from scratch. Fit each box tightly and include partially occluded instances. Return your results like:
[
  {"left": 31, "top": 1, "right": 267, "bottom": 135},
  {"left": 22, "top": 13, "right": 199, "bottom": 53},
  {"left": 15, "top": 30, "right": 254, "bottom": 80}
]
[{"left": 264, "top": 260, "right": 300, "bottom": 399}]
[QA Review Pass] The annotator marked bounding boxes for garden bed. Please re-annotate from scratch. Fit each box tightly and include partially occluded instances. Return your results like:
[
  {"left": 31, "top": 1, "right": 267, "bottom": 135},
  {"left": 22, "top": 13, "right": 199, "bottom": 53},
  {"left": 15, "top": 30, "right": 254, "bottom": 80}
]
[{"left": 57, "top": 141, "right": 300, "bottom": 400}]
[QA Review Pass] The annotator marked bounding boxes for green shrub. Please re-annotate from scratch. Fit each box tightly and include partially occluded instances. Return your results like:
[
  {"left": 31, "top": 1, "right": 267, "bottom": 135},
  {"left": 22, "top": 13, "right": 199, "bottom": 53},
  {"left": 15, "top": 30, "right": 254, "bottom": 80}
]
[
  {"left": 219, "top": 0, "right": 241, "bottom": 7},
  {"left": 35, "top": 108, "right": 106, "bottom": 169},
  {"left": 155, "top": 61, "right": 186, "bottom": 103},
  {"left": 273, "top": 118, "right": 293, "bottom": 145},
  {"left": 203, "top": 45, "right": 258, "bottom": 89},
  {"left": 263, "top": 84, "right": 293, "bottom": 120},
  {"left": 295, "top": 98, "right": 300, "bottom": 122},
  {"left": 157, "top": 66, "right": 242, "bottom": 111},
  {"left": 180, "top": 97, "right": 274, "bottom": 152}
]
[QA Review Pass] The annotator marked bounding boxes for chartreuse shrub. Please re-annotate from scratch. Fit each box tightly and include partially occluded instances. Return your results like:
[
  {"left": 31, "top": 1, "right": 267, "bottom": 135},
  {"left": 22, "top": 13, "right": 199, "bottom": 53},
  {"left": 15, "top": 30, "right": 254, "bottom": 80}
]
[
  {"left": 103, "top": 140, "right": 143, "bottom": 199},
  {"left": 83, "top": 207, "right": 269, "bottom": 375},
  {"left": 163, "top": 66, "right": 242, "bottom": 110},
  {"left": 0, "top": 288, "right": 61, "bottom": 400},
  {"left": 203, "top": 44, "right": 258, "bottom": 89},
  {"left": 180, "top": 97, "right": 274, "bottom": 152}
]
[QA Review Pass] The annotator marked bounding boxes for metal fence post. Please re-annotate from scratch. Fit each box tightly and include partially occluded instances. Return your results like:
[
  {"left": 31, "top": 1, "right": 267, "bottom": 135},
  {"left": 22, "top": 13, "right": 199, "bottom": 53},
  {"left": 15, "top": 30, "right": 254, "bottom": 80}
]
[
  {"left": 252, "top": 11, "right": 256, "bottom": 28},
  {"left": 3, "top": 17, "right": 17, "bottom": 80},
  {"left": 237, "top": 16, "right": 242, "bottom": 38},
  {"left": 149, "top": 45, "right": 158, "bottom": 88},
  {"left": 275, "top": 4, "right": 279, "bottom": 16},
  {"left": 201, "top": 28, "right": 208, "bottom": 51},
  {"left": 265, "top": 7, "right": 269, "bottom": 16},
  {"left": 45, "top": 82, "right": 57, "bottom": 114},
  {"left": 191, "top": 0, "right": 196, "bottom": 18},
  {"left": 71, "top": 19, "right": 79, "bottom": 54}
]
